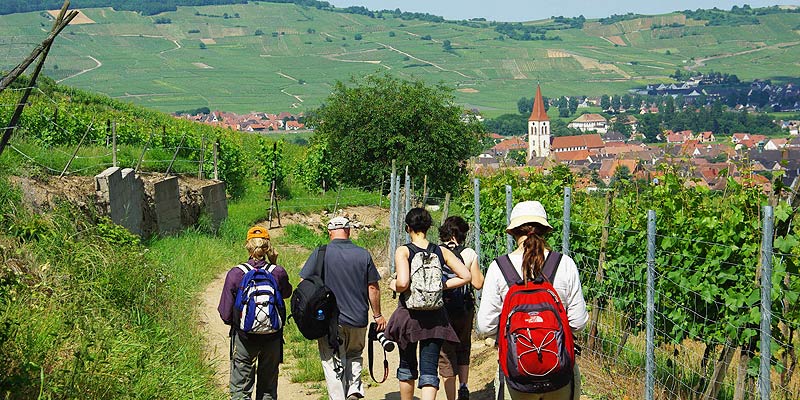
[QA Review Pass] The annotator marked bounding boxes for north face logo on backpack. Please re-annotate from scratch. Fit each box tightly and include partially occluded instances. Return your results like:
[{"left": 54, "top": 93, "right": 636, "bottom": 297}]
[
  {"left": 234, "top": 264, "right": 285, "bottom": 334},
  {"left": 496, "top": 252, "right": 575, "bottom": 394},
  {"left": 524, "top": 312, "right": 545, "bottom": 324}
]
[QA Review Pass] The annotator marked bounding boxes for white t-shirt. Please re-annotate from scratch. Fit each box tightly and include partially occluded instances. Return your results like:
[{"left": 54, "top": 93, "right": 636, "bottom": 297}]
[
  {"left": 459, "top": 247, "right": 478, "bottom": 271},
  {"left": 476, "top": 251, "right": 588, "bottom": 336}
]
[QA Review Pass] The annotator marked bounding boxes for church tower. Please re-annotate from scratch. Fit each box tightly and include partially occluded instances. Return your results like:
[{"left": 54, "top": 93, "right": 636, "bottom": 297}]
[{"left": 528, "top": 85, "right": 550, "bottom": 159}]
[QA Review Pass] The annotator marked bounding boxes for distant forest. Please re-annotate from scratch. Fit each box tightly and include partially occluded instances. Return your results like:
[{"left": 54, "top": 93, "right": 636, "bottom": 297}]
[
  {"left": 0, "top": 0, "right": 451, "bottom": 22},
  {"left": 0, "top": 0, "right": 247, "bottom": 16}
]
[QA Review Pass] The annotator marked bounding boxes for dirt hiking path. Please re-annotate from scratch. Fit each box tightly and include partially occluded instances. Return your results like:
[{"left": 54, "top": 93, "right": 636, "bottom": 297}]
[{"left": 198, "top": 206, "right": 592, "bottom": 399}]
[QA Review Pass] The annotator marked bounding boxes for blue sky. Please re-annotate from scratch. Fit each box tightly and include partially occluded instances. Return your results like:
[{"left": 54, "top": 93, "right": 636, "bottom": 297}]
[{"left": 326, "top": 1, "right": 799, "bottom": 22}]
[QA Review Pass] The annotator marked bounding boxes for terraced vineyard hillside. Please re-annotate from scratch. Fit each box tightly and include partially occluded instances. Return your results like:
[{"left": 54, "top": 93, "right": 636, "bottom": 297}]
[{"left": 1, "top": 3, "right": 798, "bottom": 114}]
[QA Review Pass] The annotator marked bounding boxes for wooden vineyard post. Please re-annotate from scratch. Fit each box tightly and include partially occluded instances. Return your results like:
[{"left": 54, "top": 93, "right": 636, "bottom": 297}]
[{"left": 588, "top": 189, "right": 613, "bottom": 351}]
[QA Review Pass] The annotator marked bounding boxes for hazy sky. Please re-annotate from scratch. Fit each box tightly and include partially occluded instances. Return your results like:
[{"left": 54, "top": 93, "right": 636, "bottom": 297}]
[{"left": 326, "top": 1, "right": 798, "bottom": 22}]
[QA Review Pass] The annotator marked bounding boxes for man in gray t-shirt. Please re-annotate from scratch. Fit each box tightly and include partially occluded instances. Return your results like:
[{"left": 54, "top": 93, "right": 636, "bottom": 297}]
[{"left": 299, "top": 216, "right": 385, "bottom": 400}]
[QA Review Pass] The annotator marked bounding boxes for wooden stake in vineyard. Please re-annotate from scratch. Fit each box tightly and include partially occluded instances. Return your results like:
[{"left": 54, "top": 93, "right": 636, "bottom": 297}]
[
  {"left": 588, "top": 189, "right": 613, "bottom": 351},
  {"left": 267, "top": 142, "right": 282, "bottom": 228},
  {"left": 0, "top": 0, "right": 78, "bottom": 157}
]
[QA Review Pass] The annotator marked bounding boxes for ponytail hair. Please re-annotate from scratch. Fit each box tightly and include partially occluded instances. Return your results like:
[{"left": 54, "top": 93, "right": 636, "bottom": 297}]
[{"left": 508, "top": 223, "right": 551, "bottom": 283}]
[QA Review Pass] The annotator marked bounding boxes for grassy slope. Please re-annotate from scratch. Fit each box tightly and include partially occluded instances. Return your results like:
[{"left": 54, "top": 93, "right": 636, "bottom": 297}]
[{"left": 1, "top": 5, "right": 798, "bottom": 116}]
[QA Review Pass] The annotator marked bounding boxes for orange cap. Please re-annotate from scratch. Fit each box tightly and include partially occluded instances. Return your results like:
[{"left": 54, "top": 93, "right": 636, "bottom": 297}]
[{"left": 246, "top": 226, "right": 270, "bottom": 241}]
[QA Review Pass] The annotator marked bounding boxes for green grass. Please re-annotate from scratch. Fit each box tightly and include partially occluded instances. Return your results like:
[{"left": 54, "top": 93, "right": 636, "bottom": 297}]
[
  {"left": 4, "top": 138, "right": 202, "bottom": 177},
  {"left": 2, "top": 4, "right": 798, "bottom": 115},
  {"left": 0, "top": 180, "right": 224, "bottom": 398}
]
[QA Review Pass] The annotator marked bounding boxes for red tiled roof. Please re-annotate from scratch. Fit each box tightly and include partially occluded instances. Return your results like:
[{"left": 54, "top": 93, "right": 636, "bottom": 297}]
[
  {"left": 571, "top": 113, "right": 607, "bottom": 123},
  {"left": 552, "top": 134, "right": 604, "bottom": 150},
  {"left": 529, "top": 85, "right": 549, "bottom": 122},
  {"left": 554, "top": 150, "right": 591, "bottom": 162},
  {"left": 492, "top": 137, "right": 527, "bottom": 152}
]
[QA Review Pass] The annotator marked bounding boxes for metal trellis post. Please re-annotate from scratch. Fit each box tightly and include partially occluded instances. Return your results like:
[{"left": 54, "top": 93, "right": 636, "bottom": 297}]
[
  {"left": 389, "top": 160, "right": 397, "bottom": 275},
  {"left": 562, "top": 186, "right": 572, "bottom": 256},
  {"left": 473, "top": 178, "right": 482, "bottom": 302},
  {"left": 404, "top": 166, "right": 411, "bottom": 242},
  {"left": 506, "top": 185, "right": 513, "bottom": 253},
  {"left": 645, "top": 210, "right": 656, "bottom": 400},
  {"left": 760, "top": 205, "right": 774, "bottom": 400}
]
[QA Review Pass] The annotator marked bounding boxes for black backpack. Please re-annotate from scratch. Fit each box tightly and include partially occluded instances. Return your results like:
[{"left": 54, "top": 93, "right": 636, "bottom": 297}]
[
  {"left": 290, "top": 245, "right": 340, "bottom": 352},
  {"left": 442, "top": 243, "right": 474, "bottom": 312}
]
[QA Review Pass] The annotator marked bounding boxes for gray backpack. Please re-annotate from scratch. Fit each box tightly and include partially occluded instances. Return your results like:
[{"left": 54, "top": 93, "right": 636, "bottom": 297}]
[{"left": 401, "top": 243, "right": 444, "bottom": 310}]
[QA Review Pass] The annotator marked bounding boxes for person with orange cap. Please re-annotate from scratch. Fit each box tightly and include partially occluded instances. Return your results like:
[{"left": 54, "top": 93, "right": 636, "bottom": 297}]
[{"left": 218, "top": 226, "right": 293, "bottom": 400}]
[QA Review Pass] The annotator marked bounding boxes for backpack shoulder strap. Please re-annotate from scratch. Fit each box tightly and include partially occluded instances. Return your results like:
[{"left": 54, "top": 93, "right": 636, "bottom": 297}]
[
  {"left": 267, "top": 264, "right": 277, "bottom": 274},
  {"left": 495, "top": 255, "right": 522, "bottom": 286},
  {"left": 427, "top": 242, "right": 444, "bottom": 260},
  {"left": 314, "top": 245, "right": 328, "bottom": 281},
  {"left": 542, "top": 251, "right": 563, "bottom": 283},
  {"left": 237, "top": 263, "right": 252, "bottom": 274}
]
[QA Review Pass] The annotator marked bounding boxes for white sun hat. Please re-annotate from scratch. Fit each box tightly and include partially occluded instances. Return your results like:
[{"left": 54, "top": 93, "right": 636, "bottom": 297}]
[{"left": 505, "top": 201, "right": 553, "bottom": 233}]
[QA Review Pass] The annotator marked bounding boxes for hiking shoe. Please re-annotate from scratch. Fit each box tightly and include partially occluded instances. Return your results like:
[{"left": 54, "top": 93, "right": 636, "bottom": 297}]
[
  {"left": 346, "top": 395, "right": 362, "bottom": 400},
  {"left": 457, "top": 386, "right": 470, "bottom": 400}
]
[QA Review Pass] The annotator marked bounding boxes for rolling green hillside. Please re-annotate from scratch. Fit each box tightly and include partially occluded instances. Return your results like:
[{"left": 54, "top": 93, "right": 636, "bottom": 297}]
[{"left": 1, "top": 3, "right": 799, "bottom": 115}]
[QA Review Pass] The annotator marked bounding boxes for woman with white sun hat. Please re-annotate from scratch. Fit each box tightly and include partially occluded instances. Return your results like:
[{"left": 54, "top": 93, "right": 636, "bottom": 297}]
[{"left": 476, "top": 200, "right": 588, "bottom": 400}]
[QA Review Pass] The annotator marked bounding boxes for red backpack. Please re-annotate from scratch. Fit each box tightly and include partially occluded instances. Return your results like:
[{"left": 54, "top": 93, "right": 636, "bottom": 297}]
[{"left": 495, "top": 251, "right": 575, "bottom": 397}]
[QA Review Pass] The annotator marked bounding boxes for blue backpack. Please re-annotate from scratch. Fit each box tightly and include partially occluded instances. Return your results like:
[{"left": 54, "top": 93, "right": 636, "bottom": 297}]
[{"left": 234, "top": 263, "right": 285, "bottom": 334}]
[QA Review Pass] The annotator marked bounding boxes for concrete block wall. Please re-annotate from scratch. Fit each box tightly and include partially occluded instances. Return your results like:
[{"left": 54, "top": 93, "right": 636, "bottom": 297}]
[
  {"left": 201, "top": 181, "right": 228, "bottom": 231},
  {"left": 95, "top": 167, "right": 144, "bottom": 237},
  {"left": 96, "top": 168, "right": 228, "bottom": 237},
  {"left": 154, "top": 176, "right": 182, "bottom": 235}
]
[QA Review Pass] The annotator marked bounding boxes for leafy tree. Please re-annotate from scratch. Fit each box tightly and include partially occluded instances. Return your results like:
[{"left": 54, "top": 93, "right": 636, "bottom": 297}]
[
  {"left": 442, "top": 40, "right": 452, "bottom": 51},
  {"left": 610, "top": 95, "right": 621, "bottom": 111},
  {"left": 638, "top": 113, "right": 662, "bottom": 142},
  {"left": 600, "top": 94, "right": 611, "bottom": 110},
  {"left": 255, "top": 29, "right": 264, "bottom": 36},
  {"left": 199, "top": 42, "right": 207, "bottom": 49},
  {"left": 558, "top": 96, "right": 570, "bottom": 117},
  {"left": 354, "top": 33, "right": 363, "bottom": 40},
  {"left": 507, "top": 149, "right": 527, "bottom": 166},
  {"left": 611, "top": 165, "right": 632, "bottom": 187},
  {"left": 421, "top": 35, "right": 432, "bottom": 40},
  {"left": 621, "top": 94, "right": 633, "bottom": 109},
  {"left": 389, "top": 31, "right": 396, "bottom": 37},
  {"left": 517, "top": 97, "right": 533, "bottom": 114},
  {"left": 296, "top": 139, "right": 338, "bottom": 192},
  {"left": 258, "top": 138, "right": 287, "bottom": 195},
  {"left": 309, "top": 74, "right": 483, "bottom": 194},
  {"left": 610, "top": 117, "right": 632, "bottom": 136},
  {"left": 568, "top": 97, "right": 579, "bottom": 115}
]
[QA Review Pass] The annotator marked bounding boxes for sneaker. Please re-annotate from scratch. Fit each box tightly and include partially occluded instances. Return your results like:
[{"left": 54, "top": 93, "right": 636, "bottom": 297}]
[
  {"left": 346, "top": 395, "right": 362, "bottom": 400},
  {"left": 457, "top": 386, "right": 470, "bottom": 400}
]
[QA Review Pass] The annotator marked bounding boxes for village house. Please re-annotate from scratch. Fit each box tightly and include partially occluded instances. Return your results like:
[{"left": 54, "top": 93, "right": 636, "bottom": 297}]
[
  {"left": 490, "top": 136, "right": 528, "bottom": 158},
  {"left": 665, "top": 130, "right": 694, "bottom": 144},
  {"left": 764, "top": 138, "right": 788, "bottom": 151},
  {"left": 568, "top": 113, "right": 608, "bottom": 133},
  {"left": 697, "top": 131, "right": 716, "bottom": 143},
  {"left": 732, "top": 133, "right": 768, "bottom": 149},
  {"left": 551, "top": 134, "right": 604, "bottom": 153},
  {"left": 609, "top": 115, "right": 639, "bottom": 134}
]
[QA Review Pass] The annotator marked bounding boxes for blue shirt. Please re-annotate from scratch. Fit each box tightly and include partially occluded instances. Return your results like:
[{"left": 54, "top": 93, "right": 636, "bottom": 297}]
[{"left": 300, "top": 239, "right": 381, "bottom": 328}]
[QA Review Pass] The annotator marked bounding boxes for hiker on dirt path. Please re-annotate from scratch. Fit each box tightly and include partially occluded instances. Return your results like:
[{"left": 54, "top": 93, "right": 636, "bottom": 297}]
[
  {"left": 437, "top": 216, "right": 484, "bottom": 400},
  {"left": 299, "top": 216, "right": 385, "bottom": 400},
  {"left": 218, "top": 226, "right": 293, "bottom": 400},
  {"left": 385, "top": 208, "right": 471, "bottom": 400},
  {"left": 476, "top": 201, "right": 588, "bottom": 400}
]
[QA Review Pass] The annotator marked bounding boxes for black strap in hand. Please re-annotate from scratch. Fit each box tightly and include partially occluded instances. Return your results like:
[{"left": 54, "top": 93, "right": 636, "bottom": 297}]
[{"left": 368, "top": 334, "right": 389, "bottom": 383}]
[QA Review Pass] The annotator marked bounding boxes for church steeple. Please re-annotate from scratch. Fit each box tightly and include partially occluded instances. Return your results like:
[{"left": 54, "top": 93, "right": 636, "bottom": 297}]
[
  {"left": 529, "top": 84, "right": 549, "bottom": 122},
  {"left": 527, "top": 84, "right": 551, "bottom": 160}
]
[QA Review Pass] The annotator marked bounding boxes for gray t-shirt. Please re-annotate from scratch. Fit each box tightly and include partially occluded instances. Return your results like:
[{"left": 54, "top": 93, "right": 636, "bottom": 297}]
[{"left": 300, "top": 239, "right": 381, "bottom": 328}]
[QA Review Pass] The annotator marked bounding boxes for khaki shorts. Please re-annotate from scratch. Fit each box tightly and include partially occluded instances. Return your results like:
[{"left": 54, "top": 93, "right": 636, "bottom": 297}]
[{"left": 438, "top": 306, "right": 475, "bottom": 377}]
